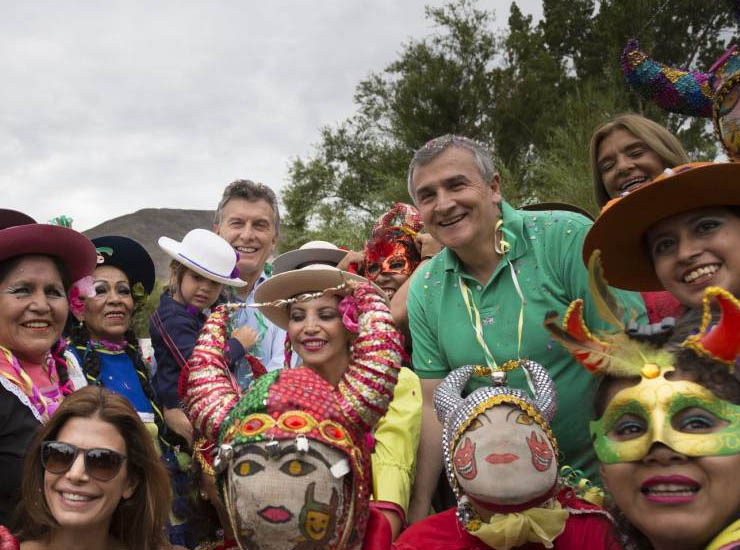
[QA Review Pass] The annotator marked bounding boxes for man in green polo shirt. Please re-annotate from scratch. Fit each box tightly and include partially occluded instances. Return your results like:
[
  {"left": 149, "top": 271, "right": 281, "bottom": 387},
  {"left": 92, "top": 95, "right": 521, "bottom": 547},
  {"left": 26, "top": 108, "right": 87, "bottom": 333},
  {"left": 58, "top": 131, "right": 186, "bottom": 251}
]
[{"left": 405, "top": 135, "right": 646, "bottom": 522}]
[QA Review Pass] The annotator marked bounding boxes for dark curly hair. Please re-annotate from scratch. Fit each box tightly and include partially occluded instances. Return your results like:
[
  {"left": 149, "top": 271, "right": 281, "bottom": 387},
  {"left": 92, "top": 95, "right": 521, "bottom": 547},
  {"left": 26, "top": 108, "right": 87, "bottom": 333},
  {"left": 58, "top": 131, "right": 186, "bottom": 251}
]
[{"left": 67, "top": 321, "right": 187, "bottom": 452}]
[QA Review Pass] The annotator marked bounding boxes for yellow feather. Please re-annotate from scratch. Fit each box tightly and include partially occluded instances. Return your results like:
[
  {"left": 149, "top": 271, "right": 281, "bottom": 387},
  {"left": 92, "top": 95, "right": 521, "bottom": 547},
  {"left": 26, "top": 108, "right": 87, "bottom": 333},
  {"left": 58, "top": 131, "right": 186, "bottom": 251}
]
[{"left": 587, "top": 250, "right": 625, "bottom": 330}]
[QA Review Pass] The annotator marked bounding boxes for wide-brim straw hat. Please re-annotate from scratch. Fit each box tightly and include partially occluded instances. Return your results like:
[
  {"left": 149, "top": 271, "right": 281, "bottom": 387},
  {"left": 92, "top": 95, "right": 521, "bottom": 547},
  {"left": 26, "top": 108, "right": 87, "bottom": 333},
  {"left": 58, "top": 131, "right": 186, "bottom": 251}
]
[
  {"left": 583, "top": 162, "right": 740, "bottom": 291},
  {"left": 0, "top": 224, "right": 97, "bottom": 283},
  {"left": 254, "top": 264, "right": 385, "bottom": 329},
  {"left": 159, "top": 228, "right": 247, "bottom": 287},
  {"left": 92, "top": 236, "right": 156, "bottom": 294},
  {"left": 271, "top": 240, "right": 347, "bottom": 275}
]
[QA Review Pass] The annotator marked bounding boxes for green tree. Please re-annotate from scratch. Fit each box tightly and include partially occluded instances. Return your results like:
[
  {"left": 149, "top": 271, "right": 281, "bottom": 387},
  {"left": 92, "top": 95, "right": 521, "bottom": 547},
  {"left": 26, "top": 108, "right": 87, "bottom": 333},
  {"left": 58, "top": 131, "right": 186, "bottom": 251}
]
[{"left": 281, "top": 0, "right": 737, "bottom": 248}]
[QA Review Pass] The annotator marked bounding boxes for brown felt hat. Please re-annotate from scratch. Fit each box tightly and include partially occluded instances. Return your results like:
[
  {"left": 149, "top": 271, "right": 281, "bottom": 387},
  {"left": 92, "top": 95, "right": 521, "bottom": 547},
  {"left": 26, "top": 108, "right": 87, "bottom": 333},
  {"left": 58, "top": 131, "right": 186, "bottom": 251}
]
[{"left": 583, "top": 162, "right": 740, "bottom": 291}]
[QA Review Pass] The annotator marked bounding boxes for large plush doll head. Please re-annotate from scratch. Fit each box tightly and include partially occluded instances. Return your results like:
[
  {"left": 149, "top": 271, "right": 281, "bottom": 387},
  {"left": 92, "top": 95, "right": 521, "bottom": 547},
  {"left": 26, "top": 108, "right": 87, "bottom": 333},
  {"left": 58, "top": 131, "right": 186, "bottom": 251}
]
[
  {"left": 434, "top": 359, "right": 559, "bottom": 531},
  {"left": 181, "top": 297, "right": 400, "bottom": 550}
]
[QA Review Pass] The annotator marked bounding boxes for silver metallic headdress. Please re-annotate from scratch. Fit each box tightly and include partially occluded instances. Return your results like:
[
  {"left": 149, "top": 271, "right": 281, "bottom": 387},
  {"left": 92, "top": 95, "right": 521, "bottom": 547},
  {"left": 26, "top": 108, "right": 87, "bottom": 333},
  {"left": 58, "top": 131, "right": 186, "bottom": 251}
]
[{"left": 434, "top": 360, "right": 558, "bottom": 503}]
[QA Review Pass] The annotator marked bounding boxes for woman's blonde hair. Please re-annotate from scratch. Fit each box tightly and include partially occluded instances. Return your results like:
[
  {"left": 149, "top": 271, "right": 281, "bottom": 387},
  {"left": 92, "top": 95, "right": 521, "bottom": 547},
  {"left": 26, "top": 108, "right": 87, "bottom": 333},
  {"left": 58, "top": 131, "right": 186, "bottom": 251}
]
[{"left": 590, "top": 113, "right": 689, "bottom": 208}]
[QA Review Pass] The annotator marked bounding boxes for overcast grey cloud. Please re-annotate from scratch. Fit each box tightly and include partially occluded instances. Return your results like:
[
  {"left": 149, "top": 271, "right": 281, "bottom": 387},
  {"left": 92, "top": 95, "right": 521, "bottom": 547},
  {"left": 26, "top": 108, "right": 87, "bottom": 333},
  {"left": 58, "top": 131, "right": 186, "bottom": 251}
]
[{"left": 1, "top": 0, "right": 540, "bottom": 230}]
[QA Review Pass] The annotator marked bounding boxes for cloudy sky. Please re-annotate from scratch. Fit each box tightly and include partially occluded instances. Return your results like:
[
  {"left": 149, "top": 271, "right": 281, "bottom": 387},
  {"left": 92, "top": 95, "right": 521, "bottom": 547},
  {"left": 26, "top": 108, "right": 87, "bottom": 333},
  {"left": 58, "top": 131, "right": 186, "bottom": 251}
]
[{"left": 1, "top": 1, "right": 540, "bottom": 231}]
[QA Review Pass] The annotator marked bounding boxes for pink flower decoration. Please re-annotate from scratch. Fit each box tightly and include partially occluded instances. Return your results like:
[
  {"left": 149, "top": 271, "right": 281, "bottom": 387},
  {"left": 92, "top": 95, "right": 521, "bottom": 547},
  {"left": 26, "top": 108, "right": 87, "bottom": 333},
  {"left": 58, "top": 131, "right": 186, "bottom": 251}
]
[
  {"left": 338, "top": 294, "right": 360, "bottom": 333},
  {"left": 67, "top": 276, "right": 95, "bottom": 316}
]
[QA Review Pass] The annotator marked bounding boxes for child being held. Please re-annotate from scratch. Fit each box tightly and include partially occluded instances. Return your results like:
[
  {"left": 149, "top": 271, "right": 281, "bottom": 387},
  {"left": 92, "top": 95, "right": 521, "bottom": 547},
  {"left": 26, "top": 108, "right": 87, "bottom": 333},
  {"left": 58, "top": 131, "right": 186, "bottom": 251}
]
[{"left": 151, "top": 228, "right": 257, "bottom": 445}]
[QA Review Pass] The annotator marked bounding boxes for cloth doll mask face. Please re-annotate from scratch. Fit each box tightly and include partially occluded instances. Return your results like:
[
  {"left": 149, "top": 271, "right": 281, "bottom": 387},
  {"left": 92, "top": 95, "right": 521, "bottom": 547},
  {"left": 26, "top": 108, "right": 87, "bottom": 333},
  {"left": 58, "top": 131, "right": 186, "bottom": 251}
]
[
  {"left": 225, "top": 438, "right": 349, "bottom": 550},
  {"left": 453, "top": 404, "right": 557, "bottom": 506},
  {"left": 717, "top": 81, "right": 740, "bottom": 161}
]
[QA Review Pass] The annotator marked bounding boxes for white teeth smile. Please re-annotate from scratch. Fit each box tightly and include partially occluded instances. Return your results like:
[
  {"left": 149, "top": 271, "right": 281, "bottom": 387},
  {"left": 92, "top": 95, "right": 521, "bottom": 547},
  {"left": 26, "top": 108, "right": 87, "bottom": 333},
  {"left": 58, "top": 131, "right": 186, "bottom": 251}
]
[
  {"left": 620, "top": 176, "right": 647, "bottom": 192},
  {"left": 642, "top": 484, "right": 698, "bottom": 496},
  {"left": 439, "top": 214, "right": 465, "bottom": 227},
  {"left": 104, "top": 313, "right": 124, "bottom": 319},
  {"left": 302, "top": 340, "right": 326, "bottom": 351},
  {"left": 62, "top": 492, "right": 94, "bottom": 502},
  {"left": 683, "top": 264, "right": 719, "bottom": 283},
  {"left": 236, "top": 246, "right": 258, "bottom": 253},
  {"left": 23, "top": 321, "right": 49, "bottom": 328}
]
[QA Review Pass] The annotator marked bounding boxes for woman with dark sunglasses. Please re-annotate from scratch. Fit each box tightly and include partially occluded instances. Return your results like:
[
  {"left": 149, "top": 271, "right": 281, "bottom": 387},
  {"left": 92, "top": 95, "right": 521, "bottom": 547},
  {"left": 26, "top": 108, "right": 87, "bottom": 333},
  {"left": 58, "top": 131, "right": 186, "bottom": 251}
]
[{"left": 3, "top": 386, "right": 172, "bottom": 550}]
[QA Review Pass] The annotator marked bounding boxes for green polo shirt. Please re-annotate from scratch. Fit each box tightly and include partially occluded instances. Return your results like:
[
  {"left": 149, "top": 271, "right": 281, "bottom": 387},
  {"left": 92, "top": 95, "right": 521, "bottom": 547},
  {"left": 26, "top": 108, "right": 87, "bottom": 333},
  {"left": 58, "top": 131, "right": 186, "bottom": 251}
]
[{"left": 408, "top": 201, "right": 646, "bottom": 481}]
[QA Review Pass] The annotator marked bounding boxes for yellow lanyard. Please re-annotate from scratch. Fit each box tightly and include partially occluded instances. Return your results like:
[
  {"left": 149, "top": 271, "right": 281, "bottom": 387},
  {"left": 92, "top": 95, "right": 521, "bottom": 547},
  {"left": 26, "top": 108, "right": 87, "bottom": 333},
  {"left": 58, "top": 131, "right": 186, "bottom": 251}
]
[{"left": 458, "top": 219, "right": 529, "bottom": 387}]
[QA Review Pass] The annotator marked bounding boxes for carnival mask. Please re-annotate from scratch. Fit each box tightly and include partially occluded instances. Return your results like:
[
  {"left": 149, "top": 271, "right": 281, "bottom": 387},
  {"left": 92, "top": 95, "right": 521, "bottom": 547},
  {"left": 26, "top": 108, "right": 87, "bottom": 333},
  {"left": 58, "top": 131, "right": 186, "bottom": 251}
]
[
  {"left": 453, "top": 404, "right": 557, "bottom": 506},
  {"left": 365, "top": 249, "right": 414, "bottom": 281},
  {"left": 225, "top": 438, "right": 350, "bottom": 550},
  {"left": 590, "top": 366, "right": 740, "bottom": 463}
]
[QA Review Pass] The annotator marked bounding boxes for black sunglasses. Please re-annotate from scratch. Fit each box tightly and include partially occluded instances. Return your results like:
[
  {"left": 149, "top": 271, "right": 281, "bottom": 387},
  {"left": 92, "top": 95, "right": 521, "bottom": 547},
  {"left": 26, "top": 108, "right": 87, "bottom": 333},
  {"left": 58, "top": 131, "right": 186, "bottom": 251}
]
[{"left": 41, "top": 441, "right": 127, "bottom": 482}]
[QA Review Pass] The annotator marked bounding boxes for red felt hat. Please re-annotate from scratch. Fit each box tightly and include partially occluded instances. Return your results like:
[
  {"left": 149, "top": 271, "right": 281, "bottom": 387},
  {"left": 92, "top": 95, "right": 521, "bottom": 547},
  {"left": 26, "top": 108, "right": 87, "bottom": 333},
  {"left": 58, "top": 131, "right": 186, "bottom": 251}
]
[
  {"left": 0, "top": 224, "right": 97, "bottom": 283},
  {"left": 0, "top": 208, "right": 36, "bottom": 230}
]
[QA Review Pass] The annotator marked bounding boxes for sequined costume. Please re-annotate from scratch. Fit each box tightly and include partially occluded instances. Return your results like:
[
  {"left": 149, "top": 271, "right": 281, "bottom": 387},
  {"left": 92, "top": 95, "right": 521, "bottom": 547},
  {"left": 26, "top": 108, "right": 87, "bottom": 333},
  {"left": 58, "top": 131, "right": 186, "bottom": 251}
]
[
  {"left": 622, "top": 39, "right": 740, "bottom": 161},
  {"left": 181, "top": 282, "right": 403, "bottom": 550}
]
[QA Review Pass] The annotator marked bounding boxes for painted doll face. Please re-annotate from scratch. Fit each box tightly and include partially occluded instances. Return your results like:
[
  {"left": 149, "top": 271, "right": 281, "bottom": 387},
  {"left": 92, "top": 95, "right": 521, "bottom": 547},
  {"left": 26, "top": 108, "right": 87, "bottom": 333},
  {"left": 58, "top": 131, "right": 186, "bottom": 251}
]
[
  {"left": 452, "top": 404, "right": 557, "bottom": 505},
  {"left": 225, "top": 439, "right": 349, "bottom": 550}
]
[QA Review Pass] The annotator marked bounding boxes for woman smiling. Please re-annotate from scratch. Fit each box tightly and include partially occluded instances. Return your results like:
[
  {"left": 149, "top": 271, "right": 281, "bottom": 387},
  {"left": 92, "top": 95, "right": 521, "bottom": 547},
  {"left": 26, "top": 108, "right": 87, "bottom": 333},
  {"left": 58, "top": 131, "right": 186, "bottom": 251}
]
[
  {"left": 547, "top": 263, "right": 740, "bottom": 549},
  {"left": 0, "top": 215, "right": 96, "bottom": 526},
  {"left": 255, "top": 265, "right": 420, "bottom": 539},
  {"left": 11, "top": 386, "right": 171, "bottom": 550}
]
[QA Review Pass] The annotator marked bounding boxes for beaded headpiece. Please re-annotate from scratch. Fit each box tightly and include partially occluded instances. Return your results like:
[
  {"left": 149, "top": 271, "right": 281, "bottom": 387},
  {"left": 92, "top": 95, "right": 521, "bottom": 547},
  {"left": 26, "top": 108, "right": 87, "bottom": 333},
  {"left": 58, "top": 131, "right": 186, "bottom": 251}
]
[
  {"left": 181, "top": 284, "right": 402, "bottom": 549},
  {"left": 622, "top": 39, "right": 740, "bottom": 161},
  {"left": 434, "top": 361, "right": 558, "bottom": 514}
]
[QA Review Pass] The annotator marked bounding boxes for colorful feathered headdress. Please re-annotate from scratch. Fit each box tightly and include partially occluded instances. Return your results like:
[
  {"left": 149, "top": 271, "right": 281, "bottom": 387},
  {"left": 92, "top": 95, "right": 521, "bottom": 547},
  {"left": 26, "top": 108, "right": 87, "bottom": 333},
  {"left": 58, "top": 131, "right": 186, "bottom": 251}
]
[{"left": 364, "top": 203, "right": 423, "bottom": 267}]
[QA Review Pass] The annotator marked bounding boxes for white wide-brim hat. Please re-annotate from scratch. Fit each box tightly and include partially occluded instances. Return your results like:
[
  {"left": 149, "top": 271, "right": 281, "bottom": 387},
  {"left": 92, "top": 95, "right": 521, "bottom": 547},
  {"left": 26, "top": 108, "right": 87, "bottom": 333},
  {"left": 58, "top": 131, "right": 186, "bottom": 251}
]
[
  {"left": 254, "top": 264, "right": 386, "bottom": 329},
  {"left": 159, "top": 228, "right": 247, "bottom": 287},
  {"left": 271, "top": 240, "right": 348, "bottom": 275}
]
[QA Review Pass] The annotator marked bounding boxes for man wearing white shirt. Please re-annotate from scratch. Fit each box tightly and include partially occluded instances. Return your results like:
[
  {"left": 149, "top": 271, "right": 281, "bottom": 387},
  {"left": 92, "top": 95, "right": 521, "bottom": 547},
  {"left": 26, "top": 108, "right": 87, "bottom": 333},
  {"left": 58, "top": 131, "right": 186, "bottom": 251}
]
[{"left": 213, "top": 179, "right": 286, "bottom": 385}]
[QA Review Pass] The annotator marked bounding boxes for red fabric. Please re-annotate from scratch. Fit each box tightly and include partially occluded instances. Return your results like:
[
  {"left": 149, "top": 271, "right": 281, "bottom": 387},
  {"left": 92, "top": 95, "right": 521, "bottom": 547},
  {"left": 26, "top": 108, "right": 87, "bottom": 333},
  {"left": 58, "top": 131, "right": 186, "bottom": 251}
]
[
  {"left": 370, "top": 499, "right": 406, "bottom": 525},
  {"left": 641, "top": 290, "right": 683, "bottom": 324},
  {"left": 364, "top": 506, "right": 393, "bottom": 550},
  {"left": 393, "top": 490, "right": 617, "bottom": 550},
  {"left": 0, "top": 526, "right": 19, "bottom": 550},
  {"left": 246, "top": 354, "right": 268, "bottom": 379}
]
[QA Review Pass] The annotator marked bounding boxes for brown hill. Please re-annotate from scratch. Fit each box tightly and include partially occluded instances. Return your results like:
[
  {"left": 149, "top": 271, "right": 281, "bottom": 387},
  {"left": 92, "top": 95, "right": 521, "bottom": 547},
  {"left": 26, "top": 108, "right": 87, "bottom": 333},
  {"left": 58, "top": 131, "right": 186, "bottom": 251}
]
[{"left": 83, "top": 208, "right": 215, "bottom": 282}]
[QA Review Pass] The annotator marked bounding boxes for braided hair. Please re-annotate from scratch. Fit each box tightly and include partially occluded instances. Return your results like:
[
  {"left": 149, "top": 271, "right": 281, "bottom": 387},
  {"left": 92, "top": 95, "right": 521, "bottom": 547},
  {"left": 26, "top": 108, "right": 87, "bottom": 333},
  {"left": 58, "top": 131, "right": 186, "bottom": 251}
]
[
  {"left": 50, "top": 338, "right": 73, "bottom": 396},
  {"left": 68, "top": 321, "right": 186, "bottom": 450}
]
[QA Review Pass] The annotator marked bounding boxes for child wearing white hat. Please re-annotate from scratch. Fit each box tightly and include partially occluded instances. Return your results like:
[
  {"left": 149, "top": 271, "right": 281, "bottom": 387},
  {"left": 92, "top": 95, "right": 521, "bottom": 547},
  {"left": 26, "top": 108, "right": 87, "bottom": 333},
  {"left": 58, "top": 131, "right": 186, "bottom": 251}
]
[{"left": 150, "top": 228, "right": 259, "bottom": 445}]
